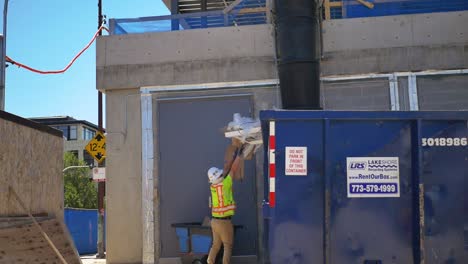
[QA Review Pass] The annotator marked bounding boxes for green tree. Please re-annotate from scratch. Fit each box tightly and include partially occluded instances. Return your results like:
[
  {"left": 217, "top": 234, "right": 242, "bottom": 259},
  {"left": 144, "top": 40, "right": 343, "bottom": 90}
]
[{"left": 63, "top": 152, "right": 97, "bottom": 209}]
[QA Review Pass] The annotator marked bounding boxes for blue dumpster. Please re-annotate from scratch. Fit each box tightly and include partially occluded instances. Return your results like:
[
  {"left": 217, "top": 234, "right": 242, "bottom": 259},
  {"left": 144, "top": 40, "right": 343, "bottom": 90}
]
[
  {"left": 64, "top": 208, "right": 106, "bottom": 255},
  {"left": 260, "top": 111, "right": 467, "bottom": 264}
]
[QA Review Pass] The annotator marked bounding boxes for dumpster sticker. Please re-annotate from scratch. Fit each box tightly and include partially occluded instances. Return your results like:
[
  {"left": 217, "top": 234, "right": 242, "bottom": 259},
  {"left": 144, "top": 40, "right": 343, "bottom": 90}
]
[
  {"left": 346, "top": 157, "right": 400, "bottom": 198},
  {"left": 285, "top": 147, "right": 307, "bottom": 176}
]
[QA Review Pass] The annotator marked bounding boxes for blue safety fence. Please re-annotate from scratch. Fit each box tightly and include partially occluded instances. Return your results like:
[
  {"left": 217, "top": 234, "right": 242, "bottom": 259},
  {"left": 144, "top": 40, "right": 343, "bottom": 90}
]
[
  {"left": 64, "top": 208, "right": 106, "bottom": 255},
  {"left": 110, "top": 0, "right": 468, "bottom": 35},
  {"left": 110, "top": 0, "right": 267, "bottom": 35},
  {"left": 342, "top": 0, "right": 468, "bottom": 18}
]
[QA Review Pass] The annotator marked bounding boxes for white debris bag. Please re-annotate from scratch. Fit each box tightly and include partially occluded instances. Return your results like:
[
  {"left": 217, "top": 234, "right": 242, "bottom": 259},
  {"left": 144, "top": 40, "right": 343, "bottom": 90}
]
[{"left": 224, "top": 113, "right": 263, "bottom": 158}]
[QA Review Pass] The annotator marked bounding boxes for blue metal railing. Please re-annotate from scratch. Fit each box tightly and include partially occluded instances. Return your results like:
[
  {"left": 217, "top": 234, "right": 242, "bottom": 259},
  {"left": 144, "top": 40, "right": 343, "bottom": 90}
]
[
  {"left": 110, "top": 0, "right": 267, "bottom": 35},
  {"left": 342, "top": 0, "right": 468, "bottom": 18}
]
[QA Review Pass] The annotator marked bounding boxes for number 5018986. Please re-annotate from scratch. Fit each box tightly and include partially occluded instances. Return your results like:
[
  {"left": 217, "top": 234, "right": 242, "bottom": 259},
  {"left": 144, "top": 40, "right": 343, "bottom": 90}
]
[{"left": 421, "top": 137, "right": 467, "bottom": 147}]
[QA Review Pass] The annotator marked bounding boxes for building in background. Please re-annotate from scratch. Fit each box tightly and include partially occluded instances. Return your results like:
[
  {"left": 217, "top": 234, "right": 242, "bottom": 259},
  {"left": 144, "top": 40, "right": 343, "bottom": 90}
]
[{"left": 30, "top": 116, "right": 99, "bottom": 166}]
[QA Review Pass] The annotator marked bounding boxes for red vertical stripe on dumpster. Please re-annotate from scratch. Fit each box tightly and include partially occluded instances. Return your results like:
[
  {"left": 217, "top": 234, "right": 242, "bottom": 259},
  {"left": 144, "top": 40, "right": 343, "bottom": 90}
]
[
  {"left": 269, "top": 121, "right": 276, "bottom": 208},
  {"left": 269, "top": 164, "right": 276, "bottom": 177},
  {"left": 269, "top": 135, "right": 276, "bottom": 149},
  {"left": 269, "top": 192, "right": 276, "bottom": 208}
]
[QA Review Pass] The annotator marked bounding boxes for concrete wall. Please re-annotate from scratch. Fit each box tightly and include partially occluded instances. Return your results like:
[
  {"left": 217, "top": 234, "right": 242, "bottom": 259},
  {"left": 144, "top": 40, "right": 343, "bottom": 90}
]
[
  {"left": 321, "top": 11, "right": 468, "bottom": 75},
  {"left": 97, "top": 10, "right": 468, "bottom": 264},
  {"left": 0, "top": 111, "right": 64, "bottom": 220},
  {"left": 97, "top": 24, "right": 276, "bottom": 90}
]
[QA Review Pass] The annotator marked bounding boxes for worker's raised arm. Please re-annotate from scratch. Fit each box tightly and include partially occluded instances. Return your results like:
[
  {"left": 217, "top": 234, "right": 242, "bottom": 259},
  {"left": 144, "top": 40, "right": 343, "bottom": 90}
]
[
  {"left": 230, "top": 153, "right": 243, "bottom": 176},
  {"left": 222, "top": 143, "right": 245, "bottom": 180},
  {"left": 229, "top": 145, "right": 245, "bottom": 180},
  {"left": 223, "top": 144, "right": 238, "bottom": 176}
]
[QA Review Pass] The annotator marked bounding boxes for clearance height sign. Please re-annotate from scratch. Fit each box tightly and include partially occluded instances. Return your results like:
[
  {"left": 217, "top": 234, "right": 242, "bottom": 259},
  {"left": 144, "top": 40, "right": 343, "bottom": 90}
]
[{"left": 285, "top": 147, "right": 307, "bottom": 176}]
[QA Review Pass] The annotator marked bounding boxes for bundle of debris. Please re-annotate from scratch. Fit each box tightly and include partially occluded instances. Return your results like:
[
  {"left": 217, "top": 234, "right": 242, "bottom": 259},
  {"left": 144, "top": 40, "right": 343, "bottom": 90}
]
[
  {"left": 222, "top": 113, "right": 263, "bottom": 181},
  {"left": 225, "top": 113, "right": 262, "bottom": 158}
]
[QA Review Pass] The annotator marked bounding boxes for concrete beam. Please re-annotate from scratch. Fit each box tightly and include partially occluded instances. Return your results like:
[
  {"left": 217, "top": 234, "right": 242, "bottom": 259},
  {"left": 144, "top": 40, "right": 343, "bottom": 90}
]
[
  {"left": 97, "top": 56, "right": 276, "bottom": 90},
  {"left": 322, "top": 44, "right": 468, "bottom": 76},
  {"left": 323, "top": 11, "right": 468, "bottom": 52},
  {"left": 97, "top": 24, "right": 274, "bottom": 67}
]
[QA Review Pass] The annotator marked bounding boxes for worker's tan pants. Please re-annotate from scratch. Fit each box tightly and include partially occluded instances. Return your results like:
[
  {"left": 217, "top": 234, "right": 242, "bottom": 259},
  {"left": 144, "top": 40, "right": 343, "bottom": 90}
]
[{"left": 207, "top": 219, "right": 233, "bottom": 264}]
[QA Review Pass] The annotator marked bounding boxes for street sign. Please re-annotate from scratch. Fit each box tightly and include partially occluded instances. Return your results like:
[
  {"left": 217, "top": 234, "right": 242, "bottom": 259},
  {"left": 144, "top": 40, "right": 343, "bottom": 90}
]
[
  {"left": 92, "top": 167, "right": 106, "bottom": 182},
  {"left": 85, "top": 131, "right": 106, "bottom": 163}
]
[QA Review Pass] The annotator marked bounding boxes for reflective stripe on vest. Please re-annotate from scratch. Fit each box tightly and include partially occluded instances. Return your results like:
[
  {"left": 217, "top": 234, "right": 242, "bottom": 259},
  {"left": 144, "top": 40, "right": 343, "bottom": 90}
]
[{"left": 210, "top": 174, "right": 235, "bottom": 217}]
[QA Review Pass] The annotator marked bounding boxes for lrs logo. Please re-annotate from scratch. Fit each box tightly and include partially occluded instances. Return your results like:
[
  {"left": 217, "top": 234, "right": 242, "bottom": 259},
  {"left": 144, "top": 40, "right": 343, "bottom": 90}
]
[{"left": 349, "top": 162, "right": 367, "bottom": 170}]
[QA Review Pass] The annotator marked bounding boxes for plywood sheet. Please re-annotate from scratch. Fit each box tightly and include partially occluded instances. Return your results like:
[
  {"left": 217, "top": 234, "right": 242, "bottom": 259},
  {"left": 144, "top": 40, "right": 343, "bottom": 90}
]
[
  {"left": 0, "top": 116, "right": 63, "bottom": 220},
  {"left": 0, "top": 218, "right": 81, "bottom": 264}
]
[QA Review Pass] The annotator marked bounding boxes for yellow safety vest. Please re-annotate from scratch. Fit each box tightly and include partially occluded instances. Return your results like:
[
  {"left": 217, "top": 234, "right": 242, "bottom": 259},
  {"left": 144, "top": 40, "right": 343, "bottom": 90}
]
[{"left": 210, "top": 174, "right": 236, "bottom": 217}]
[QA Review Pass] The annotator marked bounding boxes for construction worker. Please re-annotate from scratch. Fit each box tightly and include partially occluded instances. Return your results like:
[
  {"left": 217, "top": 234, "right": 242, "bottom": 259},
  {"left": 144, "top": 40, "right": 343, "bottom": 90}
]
[{"left": 206, "top": 144, "right": 244, "bottom": 264}]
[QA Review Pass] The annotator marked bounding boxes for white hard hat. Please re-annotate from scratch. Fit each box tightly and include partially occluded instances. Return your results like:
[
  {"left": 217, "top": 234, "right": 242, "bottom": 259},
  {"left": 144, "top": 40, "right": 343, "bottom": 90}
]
[{"left": 207, "top": 167, "right": 223, "bottom": 184}]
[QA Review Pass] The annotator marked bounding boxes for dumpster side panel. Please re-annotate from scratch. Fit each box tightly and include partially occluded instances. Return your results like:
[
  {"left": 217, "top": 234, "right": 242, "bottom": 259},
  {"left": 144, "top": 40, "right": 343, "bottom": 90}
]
[
  {"left": 269, "top": 120, "right": 325, "bottom": 264},
  {"left": 329, "top": 120, "right": 415, "bottom": 264},
  {"left": 420, "top": 120, "right": 468, "bottom": 263},
  {"left": 261, "top": 111, "right": 468, "bottom": 264}
]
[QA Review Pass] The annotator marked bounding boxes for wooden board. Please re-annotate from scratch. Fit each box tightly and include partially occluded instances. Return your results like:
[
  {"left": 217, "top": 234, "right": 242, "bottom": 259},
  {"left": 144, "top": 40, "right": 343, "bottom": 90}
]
[
  {"left": 224, "top": 126, "right": 262, "bottom": 138},
  {"left": 0, "top": 117, "right": 63, "bottom": 221},
  {"left": 0, "top": 218, "right": 81, "bottom": 264}
]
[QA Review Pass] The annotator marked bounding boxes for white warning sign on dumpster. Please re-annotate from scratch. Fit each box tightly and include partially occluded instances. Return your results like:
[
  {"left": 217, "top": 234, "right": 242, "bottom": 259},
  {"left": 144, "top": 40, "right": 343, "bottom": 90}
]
[
  {"left": 347, "top": 157, "right": 400, "bottom": 198},
  {"left": 285, "top": 147, "right": 307, "bottom": 176}
]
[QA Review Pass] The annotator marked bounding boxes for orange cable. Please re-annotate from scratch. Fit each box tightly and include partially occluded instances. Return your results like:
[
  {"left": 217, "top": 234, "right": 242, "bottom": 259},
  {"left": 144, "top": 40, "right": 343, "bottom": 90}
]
[{"left": 6, "top": 25, "right": 109, "bottom": 74}]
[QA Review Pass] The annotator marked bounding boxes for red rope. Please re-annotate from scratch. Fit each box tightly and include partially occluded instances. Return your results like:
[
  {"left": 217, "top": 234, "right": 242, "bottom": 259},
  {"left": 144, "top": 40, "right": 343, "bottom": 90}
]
[{"left": 6, "top": 25, "right": 109, "bottom": 74}]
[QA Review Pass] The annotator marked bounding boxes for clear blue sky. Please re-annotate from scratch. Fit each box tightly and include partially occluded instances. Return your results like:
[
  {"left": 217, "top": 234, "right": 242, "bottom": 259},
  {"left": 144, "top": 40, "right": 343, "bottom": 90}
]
[{"left": 2, "top": 0, "right": 169, "bottom": 125}]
